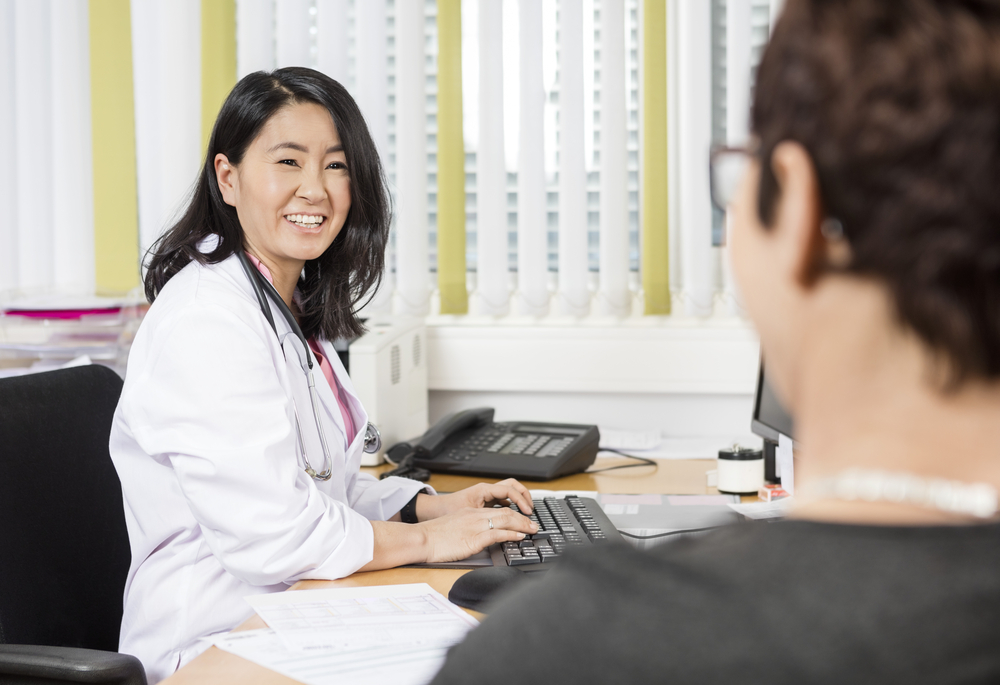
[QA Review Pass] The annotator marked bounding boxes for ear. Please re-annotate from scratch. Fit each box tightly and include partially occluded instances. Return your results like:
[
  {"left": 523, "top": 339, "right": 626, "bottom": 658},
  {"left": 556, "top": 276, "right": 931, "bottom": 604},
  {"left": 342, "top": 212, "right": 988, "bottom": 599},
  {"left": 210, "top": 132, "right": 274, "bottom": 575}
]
[
  {"left": 214, "top": 153, "right": 237, "bottom": 207},
  {"left": 769, "top": 141, "right": 826, "bottom": 287}
]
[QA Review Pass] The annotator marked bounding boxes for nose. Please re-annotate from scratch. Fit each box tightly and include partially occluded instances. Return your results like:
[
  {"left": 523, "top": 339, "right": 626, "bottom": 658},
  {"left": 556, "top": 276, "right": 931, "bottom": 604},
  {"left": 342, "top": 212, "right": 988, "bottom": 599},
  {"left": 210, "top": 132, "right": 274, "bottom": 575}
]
[{"left": 296, "top": 168, "right": 327, "bottom": 204}]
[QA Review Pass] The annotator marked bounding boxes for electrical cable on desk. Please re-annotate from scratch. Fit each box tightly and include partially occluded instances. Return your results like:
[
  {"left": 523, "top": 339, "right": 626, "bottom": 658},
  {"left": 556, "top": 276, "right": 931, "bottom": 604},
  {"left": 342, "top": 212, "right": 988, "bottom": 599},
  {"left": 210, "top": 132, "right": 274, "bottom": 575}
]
[
  {"left": 378, "top": 445, "right": 431, "bottom": 482},
  {"left": 618, "top": 526, "right": 718, "bottom": 540},
  {"left": 586, "top": 448, "right": 659, "bottom": 473}
]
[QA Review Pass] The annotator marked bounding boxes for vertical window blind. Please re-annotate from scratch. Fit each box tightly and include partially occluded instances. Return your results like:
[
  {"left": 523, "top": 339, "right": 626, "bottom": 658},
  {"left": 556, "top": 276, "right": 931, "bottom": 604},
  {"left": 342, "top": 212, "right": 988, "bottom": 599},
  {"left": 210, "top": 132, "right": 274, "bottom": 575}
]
[{"left": 0, "top": 0, "right": 778, "bottom": 323}]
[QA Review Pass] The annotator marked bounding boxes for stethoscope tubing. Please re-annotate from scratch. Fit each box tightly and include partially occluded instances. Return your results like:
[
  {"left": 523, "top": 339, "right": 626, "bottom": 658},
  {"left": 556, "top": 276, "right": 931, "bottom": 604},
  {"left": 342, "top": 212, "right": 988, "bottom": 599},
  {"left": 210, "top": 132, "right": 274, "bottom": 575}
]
[
  {"left": 237, "top": 250, "right": 333, "bottom": 480},
  {"left": 236, "top": 250, "right": 382, "bottom": 474}
]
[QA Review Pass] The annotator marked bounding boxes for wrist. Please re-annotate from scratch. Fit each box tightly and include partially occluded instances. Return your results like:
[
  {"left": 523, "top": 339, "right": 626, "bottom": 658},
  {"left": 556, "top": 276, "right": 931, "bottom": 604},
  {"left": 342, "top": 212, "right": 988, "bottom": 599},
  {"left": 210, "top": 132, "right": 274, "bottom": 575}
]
[
  {"left": 414, "top": 492, "right": 443, "bottom": 522},
  {"left": 416, "top": 520, "right": 433, "bottom": 563}
]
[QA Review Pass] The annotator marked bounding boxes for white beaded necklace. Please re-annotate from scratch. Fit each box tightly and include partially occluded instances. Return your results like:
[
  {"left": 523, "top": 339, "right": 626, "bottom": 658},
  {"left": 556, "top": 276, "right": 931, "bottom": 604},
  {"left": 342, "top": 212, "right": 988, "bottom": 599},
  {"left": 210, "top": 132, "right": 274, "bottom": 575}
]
[{"left": 802, "top": 468, "right": 999, "bottom": 520}]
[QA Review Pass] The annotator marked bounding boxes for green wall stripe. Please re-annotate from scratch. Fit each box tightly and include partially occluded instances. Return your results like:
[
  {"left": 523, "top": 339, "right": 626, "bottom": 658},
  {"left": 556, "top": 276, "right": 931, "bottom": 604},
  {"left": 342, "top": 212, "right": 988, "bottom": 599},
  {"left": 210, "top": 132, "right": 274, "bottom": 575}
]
[
  {"left": 642, "top": 0, "right": 670, "bottom": 315},
  {"left": 435, "top": 0, "right": 468, "bottom": 314},
  {"left": 90, "top": 0, "right": 140, "bottom": 295},
  {"left": 201, "top": 0, "right": 237, "bottom": 153}
]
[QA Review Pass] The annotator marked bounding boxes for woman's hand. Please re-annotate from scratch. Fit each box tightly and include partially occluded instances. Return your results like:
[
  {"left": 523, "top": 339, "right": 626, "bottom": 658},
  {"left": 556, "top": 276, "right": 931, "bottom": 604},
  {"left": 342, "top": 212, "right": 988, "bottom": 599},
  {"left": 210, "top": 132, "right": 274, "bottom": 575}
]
[
  {"left": 415, "top": 479, "right": 534, "bottom": 521},
  {"left": 363, "top": 506, "right": 537, "bottom": 571},
  {"left": 421, "top": 506, "right": 538, "bottom": 563},
  {"left": 363, "top": 479, "right": 538, "bottom": 570}
]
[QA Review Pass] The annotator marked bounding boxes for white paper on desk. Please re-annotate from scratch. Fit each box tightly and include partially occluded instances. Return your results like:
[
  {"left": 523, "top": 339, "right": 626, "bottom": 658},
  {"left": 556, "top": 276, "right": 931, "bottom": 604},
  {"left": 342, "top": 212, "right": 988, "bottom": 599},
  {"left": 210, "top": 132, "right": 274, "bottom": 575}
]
[
  {"left": 245, "top": 583, "right": 477, "bottom": 654},
  {"left": 211, "top": 627, "right": 454, "bottom": 685}
]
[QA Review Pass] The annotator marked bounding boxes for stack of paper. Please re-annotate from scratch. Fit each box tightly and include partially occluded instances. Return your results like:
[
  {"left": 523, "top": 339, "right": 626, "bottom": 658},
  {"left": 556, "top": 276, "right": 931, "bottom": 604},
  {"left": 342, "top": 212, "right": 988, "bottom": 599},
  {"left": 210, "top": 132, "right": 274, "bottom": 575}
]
[{"left": 211, "top": 584, "right": 478, "bottom": 685}]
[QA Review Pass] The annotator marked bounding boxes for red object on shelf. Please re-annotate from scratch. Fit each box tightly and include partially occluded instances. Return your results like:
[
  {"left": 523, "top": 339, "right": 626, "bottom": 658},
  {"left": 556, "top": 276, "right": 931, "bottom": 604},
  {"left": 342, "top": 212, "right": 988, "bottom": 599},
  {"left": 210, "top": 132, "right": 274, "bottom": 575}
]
[{"left": 3, "top": 308, "right": 123, "bottom": 320}]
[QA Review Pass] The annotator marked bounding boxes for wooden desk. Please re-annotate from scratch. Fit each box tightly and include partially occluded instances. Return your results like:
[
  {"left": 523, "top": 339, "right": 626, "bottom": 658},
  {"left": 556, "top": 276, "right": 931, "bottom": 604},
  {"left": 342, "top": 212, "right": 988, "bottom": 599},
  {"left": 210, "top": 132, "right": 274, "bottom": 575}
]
[{"left": 163, "top": 457, "right": 718, "bottom": 685}]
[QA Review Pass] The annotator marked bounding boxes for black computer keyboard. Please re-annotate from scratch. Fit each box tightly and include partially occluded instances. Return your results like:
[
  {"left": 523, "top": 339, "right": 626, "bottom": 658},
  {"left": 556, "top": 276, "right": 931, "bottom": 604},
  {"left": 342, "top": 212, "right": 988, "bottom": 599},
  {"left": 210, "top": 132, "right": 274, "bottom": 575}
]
[{"left": 487, "top": 495, "right": 623, "bottom": 571}]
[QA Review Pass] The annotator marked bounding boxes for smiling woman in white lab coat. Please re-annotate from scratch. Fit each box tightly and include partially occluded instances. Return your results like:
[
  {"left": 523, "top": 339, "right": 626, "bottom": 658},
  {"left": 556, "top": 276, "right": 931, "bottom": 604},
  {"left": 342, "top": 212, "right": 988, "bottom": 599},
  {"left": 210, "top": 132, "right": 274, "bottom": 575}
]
[{"left": 109, "top": 67, "right": 537, "bottom": 683}]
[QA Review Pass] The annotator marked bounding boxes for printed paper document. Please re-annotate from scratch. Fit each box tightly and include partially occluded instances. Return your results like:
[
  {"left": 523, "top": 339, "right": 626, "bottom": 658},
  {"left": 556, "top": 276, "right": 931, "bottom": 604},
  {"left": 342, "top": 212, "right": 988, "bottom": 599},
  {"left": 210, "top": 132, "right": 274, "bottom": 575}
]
[{"left": 211, "top": 584, "right": 478, "bottom": 685}]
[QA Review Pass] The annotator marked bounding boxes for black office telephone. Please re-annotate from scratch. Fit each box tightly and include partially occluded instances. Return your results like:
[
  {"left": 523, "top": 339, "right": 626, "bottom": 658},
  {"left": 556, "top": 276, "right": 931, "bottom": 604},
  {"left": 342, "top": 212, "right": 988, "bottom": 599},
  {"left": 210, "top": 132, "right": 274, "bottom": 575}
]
[{"left": 383, "top": 408, "right": 601, "bottom": 481}]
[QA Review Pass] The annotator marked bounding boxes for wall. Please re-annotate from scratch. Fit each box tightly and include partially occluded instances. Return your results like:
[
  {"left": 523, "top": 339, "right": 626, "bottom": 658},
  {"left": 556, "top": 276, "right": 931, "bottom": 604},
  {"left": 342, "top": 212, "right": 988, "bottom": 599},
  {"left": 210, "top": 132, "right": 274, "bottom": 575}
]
[{"left": 425, "top": 320, "right": 763, "bottom": 458}]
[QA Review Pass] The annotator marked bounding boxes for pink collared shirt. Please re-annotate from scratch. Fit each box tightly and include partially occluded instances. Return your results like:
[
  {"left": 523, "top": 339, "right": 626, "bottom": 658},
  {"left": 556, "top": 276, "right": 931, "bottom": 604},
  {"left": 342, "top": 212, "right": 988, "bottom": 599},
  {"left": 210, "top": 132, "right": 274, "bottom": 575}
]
[{"left": 246, "top": 253, "right": 357, "bottom": 442}]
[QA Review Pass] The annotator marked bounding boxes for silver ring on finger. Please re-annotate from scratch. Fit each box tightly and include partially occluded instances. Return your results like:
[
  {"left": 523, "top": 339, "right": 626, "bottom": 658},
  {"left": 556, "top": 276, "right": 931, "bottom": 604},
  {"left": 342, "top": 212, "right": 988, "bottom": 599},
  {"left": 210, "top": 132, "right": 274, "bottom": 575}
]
[{"left": 488, "top": 518, "right": 494, "bottom": 530}]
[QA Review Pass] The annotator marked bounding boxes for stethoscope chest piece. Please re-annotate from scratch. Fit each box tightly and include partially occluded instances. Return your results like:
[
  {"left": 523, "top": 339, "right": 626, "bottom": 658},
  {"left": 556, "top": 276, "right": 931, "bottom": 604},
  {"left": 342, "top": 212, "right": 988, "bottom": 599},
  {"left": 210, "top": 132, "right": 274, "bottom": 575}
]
[{"left": 363, "top": 422, "right": 381, "bottom": 454}]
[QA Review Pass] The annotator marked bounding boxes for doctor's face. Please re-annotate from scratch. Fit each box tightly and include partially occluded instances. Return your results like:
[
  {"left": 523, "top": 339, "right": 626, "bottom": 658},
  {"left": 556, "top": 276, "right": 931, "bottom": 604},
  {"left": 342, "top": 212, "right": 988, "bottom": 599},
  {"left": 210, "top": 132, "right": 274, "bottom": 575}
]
[{"left": 215, "top": 102, "right": 352, "bottom": 278}]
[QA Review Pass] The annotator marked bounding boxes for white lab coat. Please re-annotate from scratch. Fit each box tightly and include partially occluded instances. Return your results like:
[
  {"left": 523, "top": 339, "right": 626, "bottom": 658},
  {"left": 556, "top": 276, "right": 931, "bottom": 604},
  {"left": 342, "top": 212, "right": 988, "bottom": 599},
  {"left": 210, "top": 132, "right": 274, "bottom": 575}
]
[{"left": 109, "top": 246, "right": 427, "bottom": 683}]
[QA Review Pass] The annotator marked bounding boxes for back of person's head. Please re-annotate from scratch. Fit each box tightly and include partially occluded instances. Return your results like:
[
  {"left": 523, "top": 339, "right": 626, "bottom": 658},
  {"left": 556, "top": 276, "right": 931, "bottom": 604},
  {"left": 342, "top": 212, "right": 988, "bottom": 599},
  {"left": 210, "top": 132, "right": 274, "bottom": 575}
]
[
  {"left": 145, "top": 67, "right": 390, "bottom": 341},
  {"left": 753, "top": 0, "right": 1000, "bottom": 385}
]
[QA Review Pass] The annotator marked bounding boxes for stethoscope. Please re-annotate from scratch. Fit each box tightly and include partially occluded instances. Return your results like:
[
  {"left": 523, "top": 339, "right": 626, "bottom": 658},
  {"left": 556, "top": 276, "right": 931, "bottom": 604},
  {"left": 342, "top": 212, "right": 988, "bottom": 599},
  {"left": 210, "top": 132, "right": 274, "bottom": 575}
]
[{"left": 237, "top": 250, "right": 381, "bottom": 481}]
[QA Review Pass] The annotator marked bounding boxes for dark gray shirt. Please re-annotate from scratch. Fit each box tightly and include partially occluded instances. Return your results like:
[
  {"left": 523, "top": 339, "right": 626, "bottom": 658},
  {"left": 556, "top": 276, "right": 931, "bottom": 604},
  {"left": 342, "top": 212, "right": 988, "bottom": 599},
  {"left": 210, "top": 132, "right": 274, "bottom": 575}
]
[{"left": 431, "top": 520, "right": 1000, "bottom": 684}]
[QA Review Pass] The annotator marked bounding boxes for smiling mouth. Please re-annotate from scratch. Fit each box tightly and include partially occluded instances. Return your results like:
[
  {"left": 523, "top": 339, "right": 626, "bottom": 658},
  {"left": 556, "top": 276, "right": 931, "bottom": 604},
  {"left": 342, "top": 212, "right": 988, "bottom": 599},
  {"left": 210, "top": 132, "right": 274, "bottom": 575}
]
[{"left": 285, "top": 214, "right": 327, "bottom": 229}]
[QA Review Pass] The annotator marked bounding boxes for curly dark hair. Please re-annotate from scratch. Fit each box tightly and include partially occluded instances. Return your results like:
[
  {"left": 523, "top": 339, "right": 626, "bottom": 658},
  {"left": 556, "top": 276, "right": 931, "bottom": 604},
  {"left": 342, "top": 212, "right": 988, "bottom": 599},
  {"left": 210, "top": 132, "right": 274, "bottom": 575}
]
[
  {"left": 753, "top": 0, "right": 1000, "bottom": 384},
  {"left": 143, "top": 67, "right": 390, "bottom": 341}
]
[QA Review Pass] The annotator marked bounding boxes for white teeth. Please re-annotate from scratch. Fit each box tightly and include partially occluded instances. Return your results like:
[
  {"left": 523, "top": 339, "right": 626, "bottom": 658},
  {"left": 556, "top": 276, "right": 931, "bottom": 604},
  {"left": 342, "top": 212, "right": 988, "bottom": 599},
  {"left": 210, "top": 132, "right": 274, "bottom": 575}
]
[{"left": 286, "top": 214, "right": 324, "bottom": 226}]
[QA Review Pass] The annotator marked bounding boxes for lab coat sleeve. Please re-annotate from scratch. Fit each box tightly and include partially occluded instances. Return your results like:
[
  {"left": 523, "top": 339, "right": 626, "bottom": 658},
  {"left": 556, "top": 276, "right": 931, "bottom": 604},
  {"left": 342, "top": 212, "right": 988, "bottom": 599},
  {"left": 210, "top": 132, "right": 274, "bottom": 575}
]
[
  {"left": 123, "top": 301, "right": 374, "bottom": 587},
  {"left": 347, "top": 472, "right": 435, "bottom": 521}
]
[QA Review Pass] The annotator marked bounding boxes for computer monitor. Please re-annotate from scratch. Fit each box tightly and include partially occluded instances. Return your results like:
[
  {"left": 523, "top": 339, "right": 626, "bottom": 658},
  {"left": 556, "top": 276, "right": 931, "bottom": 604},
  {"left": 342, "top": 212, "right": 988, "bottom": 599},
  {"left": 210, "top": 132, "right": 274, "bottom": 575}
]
[{"left": 751, "top": 360, "right": 794, "bottom": 442}]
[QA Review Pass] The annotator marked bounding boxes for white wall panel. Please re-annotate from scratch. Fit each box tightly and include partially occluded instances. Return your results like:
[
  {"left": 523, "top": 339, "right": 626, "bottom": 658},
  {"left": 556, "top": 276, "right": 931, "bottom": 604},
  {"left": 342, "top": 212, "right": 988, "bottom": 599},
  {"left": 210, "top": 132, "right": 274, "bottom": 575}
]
[
  {"left": 316, "top": 0, "right": 350, "bottom": 84},
  {"left": 555, "top": 0, "right": 589, "bottom": 316},
  {"left": 514, "top": 0, "right": 548, "bottom": 317},
  {"left": 392, "top": 0, "right": 429, "bottom": 315},
  {"left": 353, "top": 0, "right": 393, "bottom": 315},
  {"left": 0, "top": 0, "right": 17, "bottom": 292},
  {"left": 237, "top": 0, "right": 275, "bottom": 77},
  {"left": 722, "top": 0, "right": 754, "bottom": 317},
  {"left": 50, "top": 0, "right": 93, "bottom": 291},
  {"left": 471, "top": 0, "right": 508, "bottom": 316},
  {"left": 130, "top": 0, "right": 160, "bottom": 269},
  {"left": 13, "top": 0, "right": 53, "bottom": 291},
  {"left": 597, "top": 0, "right": 630, "bottom": 317},
  {"left": 131, "top": 0, "right": 201, "bottom": 262},
  {"left": 677, "top": 0, "right": 714, "bottom": 316},
  {"left": 666, "top": 0, "right": 682, "bottom": 294},
  {"left": 425, "top": 324, "right": 759, "bottom": 394},
  {"left": 275, "top": 0, "right": 312, "bottom": 68},
  {"left": 353, "top": 0, "right": 388, "bottom": 159},
  {"left": 726, "top": 0, "right": 753, "bottom": 146}
]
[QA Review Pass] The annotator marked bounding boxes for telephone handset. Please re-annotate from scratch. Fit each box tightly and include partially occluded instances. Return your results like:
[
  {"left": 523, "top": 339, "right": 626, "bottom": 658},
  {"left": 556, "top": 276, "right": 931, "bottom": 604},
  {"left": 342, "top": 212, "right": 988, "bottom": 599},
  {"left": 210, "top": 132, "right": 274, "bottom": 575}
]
[{"left": 385, "top": 407, "right": 600, "bottom": 481}]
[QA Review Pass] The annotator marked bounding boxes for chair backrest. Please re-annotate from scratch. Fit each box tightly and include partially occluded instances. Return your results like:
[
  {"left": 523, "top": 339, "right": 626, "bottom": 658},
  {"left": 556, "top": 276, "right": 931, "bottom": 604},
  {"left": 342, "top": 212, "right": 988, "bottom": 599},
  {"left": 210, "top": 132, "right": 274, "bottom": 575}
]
[{"left": 0, "top": 365, "right": 130, "bottom": 652}]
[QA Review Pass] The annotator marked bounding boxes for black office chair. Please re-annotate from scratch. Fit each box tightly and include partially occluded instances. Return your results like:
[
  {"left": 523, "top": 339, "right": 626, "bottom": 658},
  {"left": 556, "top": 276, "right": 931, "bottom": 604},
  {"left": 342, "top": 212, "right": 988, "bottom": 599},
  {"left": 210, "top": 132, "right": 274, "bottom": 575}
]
[{"left": 0, "top": 365, "right": 146, "bottom": 685}]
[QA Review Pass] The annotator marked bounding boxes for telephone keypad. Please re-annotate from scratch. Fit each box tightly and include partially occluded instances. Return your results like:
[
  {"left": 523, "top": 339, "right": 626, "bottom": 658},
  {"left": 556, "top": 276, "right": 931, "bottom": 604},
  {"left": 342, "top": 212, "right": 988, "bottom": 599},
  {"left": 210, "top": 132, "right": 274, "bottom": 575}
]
[
  {"left": 457, "top": 430, "right": 574, "bottom": 459},
  {"left": 485, "top": 433, "right": 514, "bottom": 452},
  {"left": 442, "top": 425, "right": 580, "bottom": 464}
]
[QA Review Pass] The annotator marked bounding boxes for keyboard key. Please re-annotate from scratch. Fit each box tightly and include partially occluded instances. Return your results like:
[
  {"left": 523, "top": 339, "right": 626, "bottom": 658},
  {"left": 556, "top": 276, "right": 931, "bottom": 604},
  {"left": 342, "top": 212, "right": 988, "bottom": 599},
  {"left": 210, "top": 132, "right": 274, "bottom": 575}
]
[{"left": 509, "top": 555, "right": 541, "bottom": 566}]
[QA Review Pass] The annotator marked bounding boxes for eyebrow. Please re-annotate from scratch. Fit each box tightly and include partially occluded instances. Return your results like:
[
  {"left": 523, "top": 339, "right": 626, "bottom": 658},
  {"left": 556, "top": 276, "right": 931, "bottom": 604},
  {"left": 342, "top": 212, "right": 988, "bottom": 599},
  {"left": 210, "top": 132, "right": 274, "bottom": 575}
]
[{"left": 267, "top": 142, "right": 345, "bottom": 155}]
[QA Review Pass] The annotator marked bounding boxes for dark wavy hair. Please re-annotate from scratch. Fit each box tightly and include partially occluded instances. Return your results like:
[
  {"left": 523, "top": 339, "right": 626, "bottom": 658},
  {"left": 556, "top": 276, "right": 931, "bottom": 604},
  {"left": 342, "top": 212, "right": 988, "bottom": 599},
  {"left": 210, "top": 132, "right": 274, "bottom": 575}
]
[
  {"left": 144, "top": 67, "right": 390, "bottom": 341},
  {"left": 754, "top": 0, "right": 1000, "bottom": 384}
]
